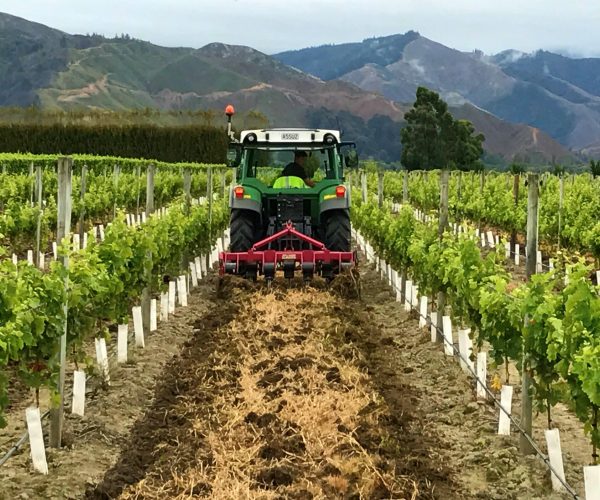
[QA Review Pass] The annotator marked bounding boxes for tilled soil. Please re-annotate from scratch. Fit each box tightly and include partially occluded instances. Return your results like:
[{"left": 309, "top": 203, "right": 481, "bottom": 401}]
[
  {"left": 1, "top": 267, "right": 577, "bottom": 499},
  {"left": 353, "top": 270, "right": 575, "bottom": 500},
  {"left": 0, "top": 279, "right": 222, "bottom": 500},
  {"left": 87, "top": 278, "right": 425, "bottom": 499}
]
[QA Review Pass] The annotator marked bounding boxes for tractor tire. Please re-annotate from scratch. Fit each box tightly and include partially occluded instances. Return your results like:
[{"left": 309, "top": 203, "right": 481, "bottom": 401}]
[
  {"left": 323, "top": 210, "right": 351, "bottom": 252},
  {"left": 230, "top": 209, "right": 259, "bottom": 252}
]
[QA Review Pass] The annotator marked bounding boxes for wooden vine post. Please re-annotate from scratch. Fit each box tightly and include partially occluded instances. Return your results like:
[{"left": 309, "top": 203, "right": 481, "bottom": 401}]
[
  {"left": 206, "top": 166, "right": 213, "bottom": 270},
  {"left": 49, "top": 157, "right": 73, "bottom": 448},
  {"left": 135, "top": 164, "right": 142, "bottom": 217},
  {"left": 141, "top": 164, "right": 155, "bottom": 330},
  {"left": 345, "top": 171, "right": 352, "bottom": 209},
  {"left": 511, "top": 172, "right": 520, "bottom": 254},
  {"left": 34, "top": 165, "right": 43, "bottom": 267},
  {"left": 558, "top": 174, "right": 564, "bottom": 251},
  {"left": 182, "top": 167, "right": 193, "bottom": 271},
  {"left": 78, "top": 164, "right": 87, "bottom": 250},
  {"left": 478, "top": 170, "right": 485, "bottom": 233},
  {"left": 361, "top": 171, "right": 368, "bottom": 203},
  {"left": 400, "top": 169, "right": 409, "bottom": 299},
  {"left": 377, "top": 170, "right": 384, "bottom": 208},
  {"left": 520, "top": 172, "right": 539, "bottom": 456},
  {"left": 0, "top": 163, "right": 5, "bottom": 212},
  {"left": 145, "top": 164, "right": 155, "bottom": 218},
  {"left": 436, "top": 169, "right": 450, "bottom": 341},
  {"left": 183, "top": 168, "right": 192, "bottom": 215},
  {"left": 29, "top": 161, "right": 34, "bottom": 207},
  {"left": 112, "top": 164, "right": 120, "bottom": 220},
  {"left": 220, "top": 169, "right": 227, "bottom": 199}
]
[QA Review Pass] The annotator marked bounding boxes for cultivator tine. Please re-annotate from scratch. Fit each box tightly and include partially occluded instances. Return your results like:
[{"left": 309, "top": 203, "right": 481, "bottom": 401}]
[
  {"left": 302, "top": 262, "right": 314, "bottom": 282},
  {"left": 263, "top": 262, "right": 276, "bottom": 282},
  {"left": 282, "top": 259, "right": 295, "bottom": 280},
  {"left": 220, "top": 221, "right": 356, "bottom": 283}
]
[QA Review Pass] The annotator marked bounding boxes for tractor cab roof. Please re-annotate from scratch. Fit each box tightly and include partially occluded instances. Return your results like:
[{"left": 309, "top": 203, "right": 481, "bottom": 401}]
[{"left": 239, "top": 128, "right": 341, "bottom": 146}]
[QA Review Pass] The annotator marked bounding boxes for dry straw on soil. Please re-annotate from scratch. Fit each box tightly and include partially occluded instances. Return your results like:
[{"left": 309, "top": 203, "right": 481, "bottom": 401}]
[{"left": 118, "top": 286, "right": 418, "bottom": 499}]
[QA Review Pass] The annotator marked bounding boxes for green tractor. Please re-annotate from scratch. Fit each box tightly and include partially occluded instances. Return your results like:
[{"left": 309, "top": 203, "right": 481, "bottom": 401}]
[{"left": 220, "top": 106, "right": 358, "bottom": 281}]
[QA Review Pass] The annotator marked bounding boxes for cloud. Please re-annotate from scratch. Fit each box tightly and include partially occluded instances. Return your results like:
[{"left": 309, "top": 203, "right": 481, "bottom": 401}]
[{"left": 3, "top": 0, "right": 600, "bottom": 56}]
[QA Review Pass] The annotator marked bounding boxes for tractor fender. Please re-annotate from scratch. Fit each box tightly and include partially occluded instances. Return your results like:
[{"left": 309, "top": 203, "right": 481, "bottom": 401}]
[
  {"left": 229, "top": 187, "right": 262, "bottom": 216},
  {"left": 230, "top": 196, "right": 262, "bottom": 216},
  {"left": 319, "top": 197, "right": 350, "bottom": 215}
]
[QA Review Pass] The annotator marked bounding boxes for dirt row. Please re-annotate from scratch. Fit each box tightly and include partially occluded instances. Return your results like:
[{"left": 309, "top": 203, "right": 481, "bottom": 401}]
[
  {"left": 0, "top": 279, "right": 220, "bottom": 500},
  {"left": 86, "top": 275, "right": 425, "bottom": 499},
  {"left": 1, "top": 266, "right": 578, "bottom": 499}
]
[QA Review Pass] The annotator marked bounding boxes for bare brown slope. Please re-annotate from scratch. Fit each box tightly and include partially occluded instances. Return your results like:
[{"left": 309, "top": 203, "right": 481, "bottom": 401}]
[
  {"left": 157, "top": 43, "right": 408, "bottom": 125},
  {"left": 451, "top": 103, "right": 574, "bottom": 162}
]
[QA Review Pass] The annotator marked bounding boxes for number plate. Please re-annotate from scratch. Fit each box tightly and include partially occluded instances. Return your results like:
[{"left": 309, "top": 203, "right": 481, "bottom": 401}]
[
  {"left": 282, "top": 253, "right": 296, "bottom": 260},
  {"left": 281, "top": 133, "right": 299, "bottom": 140}
]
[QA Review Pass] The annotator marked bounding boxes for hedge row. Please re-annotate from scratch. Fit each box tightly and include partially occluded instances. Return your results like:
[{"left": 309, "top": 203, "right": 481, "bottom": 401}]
[
  {"left": 0, "top": 153, "right": 224, "bottom": 173},
  {"left": 0, "top": 124, "right": 228, "bottom": 163}
]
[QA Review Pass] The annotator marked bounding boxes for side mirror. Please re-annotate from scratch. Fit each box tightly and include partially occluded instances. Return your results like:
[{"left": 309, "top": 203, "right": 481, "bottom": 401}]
[
  {"left": 345, "top": 149, "right": 359, "bottom": 169},
  {"left": 227, "top": 146, "right": 241, "bottom": 168}
]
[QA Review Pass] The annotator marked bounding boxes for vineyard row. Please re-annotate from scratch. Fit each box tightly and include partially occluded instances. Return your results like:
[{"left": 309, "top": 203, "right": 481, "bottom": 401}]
[
  {"left": 351, "top": 192, "right": 600, "bottom": 460},
  {"left": 0, "top": 156, "right": 229, "bottom": 438},
  {"left": 354, "top": 169, "right": 600, "bottom": 262}
]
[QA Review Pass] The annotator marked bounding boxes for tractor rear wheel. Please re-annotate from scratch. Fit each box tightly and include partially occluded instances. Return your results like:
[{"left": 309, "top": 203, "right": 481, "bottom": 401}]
[
  {"left": 323, "top": 210, "right": 351, "bottom": 252},
  {"left": 230, "top": 209, "right": 260, "bottom": 252}
]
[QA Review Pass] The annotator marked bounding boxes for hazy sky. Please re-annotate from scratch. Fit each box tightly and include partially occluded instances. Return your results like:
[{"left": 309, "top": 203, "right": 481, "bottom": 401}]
[{"left": 4, "top": 0, "right": 600, "bottom": 56}]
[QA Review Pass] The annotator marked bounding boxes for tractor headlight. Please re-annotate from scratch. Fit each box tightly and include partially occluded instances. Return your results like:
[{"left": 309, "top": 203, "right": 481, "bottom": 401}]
[
  {"left": 244, "top": 133, "right": 257, "bottom": 144},
  {"left": 324, "top": 133, "right": 337, "bottom": 144}
]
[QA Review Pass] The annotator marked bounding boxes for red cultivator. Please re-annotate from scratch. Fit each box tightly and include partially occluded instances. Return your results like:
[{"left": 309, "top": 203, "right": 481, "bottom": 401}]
[{"left": 219, "top": 222, "right": 356, "bottom": 281}]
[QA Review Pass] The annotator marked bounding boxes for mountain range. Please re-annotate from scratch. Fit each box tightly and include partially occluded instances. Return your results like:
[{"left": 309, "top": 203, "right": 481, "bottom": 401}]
[
  {"left": 276, "top": 33, "right": 600, "bottom": 158},
  {"left": 0, "top": 12, "right": 593, "bottom": 164}
]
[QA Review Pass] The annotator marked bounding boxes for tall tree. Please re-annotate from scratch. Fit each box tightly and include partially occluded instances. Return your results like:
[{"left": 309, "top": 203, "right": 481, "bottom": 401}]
[
  {"left": 451, "top": 120, "right": 485, "bottom": 171},
  {"left": 401, "top": 87, "right": 485, "bottom": 171},
  {"left": 590, "top": 159, "right": 600, "bottom": 178},
  {"left": 401, "top": 87, "right": 448, "bottom": 170}
]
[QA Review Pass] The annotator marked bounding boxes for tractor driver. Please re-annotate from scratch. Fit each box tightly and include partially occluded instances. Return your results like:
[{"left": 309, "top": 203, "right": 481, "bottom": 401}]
[{"left": 281, "top": 151, "right": 315, "bottom": 187}]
